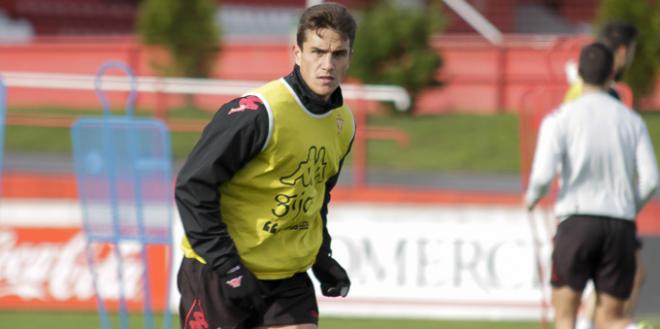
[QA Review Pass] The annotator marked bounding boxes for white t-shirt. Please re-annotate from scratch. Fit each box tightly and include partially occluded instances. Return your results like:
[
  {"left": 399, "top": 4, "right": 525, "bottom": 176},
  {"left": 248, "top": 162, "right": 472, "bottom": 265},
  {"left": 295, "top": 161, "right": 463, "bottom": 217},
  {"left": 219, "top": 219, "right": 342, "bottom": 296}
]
[{"left": 525, "top": 91, "right": 658, "bottom": 221}]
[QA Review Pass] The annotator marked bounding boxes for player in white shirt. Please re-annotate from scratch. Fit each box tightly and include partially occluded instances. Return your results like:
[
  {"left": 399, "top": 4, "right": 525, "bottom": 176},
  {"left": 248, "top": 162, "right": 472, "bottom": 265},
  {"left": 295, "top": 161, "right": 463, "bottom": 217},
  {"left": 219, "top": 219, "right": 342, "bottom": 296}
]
[
  {"left": 564, "top": 22, "right": 637, "bottom": 103},
  {"left": 525, "top": 43, "right": 658, "bottom": 329},
  {"left": 563, "top": 22, "right": 648, "bottom": 329}
]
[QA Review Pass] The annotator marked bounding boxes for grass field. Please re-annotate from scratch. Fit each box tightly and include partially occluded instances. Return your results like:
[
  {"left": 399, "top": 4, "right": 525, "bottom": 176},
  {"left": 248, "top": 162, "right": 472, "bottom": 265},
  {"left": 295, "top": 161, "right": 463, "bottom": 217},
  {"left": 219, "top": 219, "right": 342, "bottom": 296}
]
[
  {"left": 1, "top": 311, "right": 658, "bottom": 329},
  {"left": 5, "top": 107, "right": 660, "bottom": 174},
  {"left": 0, "top": 311, "right": 540, "bottom": 329}
]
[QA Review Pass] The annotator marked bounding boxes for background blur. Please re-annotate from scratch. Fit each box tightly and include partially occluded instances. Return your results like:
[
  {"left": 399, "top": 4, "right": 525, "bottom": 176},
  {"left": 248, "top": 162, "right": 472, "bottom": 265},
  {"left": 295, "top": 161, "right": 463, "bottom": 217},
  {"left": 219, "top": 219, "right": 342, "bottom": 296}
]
[{"left": 0, "top": 0, "right": 658, "bottom": 328}]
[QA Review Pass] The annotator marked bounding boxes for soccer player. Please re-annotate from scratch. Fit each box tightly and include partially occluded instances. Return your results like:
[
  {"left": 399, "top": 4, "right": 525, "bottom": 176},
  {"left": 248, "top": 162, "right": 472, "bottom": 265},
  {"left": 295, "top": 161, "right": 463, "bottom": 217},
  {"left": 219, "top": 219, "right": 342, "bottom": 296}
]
[
  {"left": 175, "top": 3, "right": 356, "bottom": 329},
  {"left": 562, "top": 22, "right": 648, "bottom": 329},
  {"left": 564, "top": 22, "right": 637, "bottom": 102},
  {"left": 525, "top": 42, "right": 658, "bottom": 329}
]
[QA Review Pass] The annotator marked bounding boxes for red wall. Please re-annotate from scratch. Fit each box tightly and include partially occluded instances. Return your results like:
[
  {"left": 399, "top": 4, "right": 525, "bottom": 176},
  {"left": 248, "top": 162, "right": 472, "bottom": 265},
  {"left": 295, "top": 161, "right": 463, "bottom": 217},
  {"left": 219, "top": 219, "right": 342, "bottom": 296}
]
[{"left": 0, "top": 35, "right": 658, "bottom": 114}]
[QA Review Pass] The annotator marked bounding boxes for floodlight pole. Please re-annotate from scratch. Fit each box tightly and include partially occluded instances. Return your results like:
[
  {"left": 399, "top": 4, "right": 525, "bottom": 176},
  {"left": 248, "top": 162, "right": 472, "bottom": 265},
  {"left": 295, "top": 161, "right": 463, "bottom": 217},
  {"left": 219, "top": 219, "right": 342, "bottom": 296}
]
[
  {"left": 443, "top": 0, "right": 503, "bottom": 45},
  {"left": 306, "top": 0, "right": 323, "bottom": 7},
  {"left": 442, "top": 0, "right": 506, "bottom": 109}
]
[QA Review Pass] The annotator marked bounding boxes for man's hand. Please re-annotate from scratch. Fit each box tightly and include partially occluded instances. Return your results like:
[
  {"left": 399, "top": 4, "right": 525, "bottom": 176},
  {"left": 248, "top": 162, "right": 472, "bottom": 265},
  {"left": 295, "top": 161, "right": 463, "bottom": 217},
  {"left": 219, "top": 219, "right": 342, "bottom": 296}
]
[
  {"left": 218, "top": 264, "right": 265, "bottom": 312},
  {"left": 312, "top": 255, "right": 350, "bottom": 297}
]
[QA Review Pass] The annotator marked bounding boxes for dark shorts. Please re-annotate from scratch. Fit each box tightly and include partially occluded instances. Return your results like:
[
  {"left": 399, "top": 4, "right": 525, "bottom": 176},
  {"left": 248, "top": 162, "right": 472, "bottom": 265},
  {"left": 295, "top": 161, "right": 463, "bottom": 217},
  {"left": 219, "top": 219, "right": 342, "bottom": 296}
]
[
  {"left": 550, "top": 215, "right": 637, "bottom": 300},
  {"left": 178, "top": 258, "right": 318, "bottom": 329},
  {"left": 635, "top": 234, "right": 643, "bottom": 249}
]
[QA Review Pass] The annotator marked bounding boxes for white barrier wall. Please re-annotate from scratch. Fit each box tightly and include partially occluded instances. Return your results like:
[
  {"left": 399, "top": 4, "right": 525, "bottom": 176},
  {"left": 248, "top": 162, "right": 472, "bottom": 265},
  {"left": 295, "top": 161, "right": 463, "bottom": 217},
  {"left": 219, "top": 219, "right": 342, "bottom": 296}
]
[
  {"left": 0, "top": 199, "right": 555, "bottom": 320},
  {"left": 322, "top": 203, "right": 554, "bottom": 320}
]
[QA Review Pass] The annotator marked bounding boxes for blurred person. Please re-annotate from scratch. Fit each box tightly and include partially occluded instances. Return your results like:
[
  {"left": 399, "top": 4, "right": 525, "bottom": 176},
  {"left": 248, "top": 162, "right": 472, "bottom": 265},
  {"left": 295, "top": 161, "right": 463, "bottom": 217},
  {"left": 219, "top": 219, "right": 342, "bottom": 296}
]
[
  {"left": 175, "top": 3, "right": 356, "bottom": 329},
  {"left": 525, "top": 42, "right": 658, "bottom": 329},
  {"left": 564, "top": 21, "right": 638, "bottom": 102},
  {"left": 562, "top": 22, "right": 646, "bottom": 329}
]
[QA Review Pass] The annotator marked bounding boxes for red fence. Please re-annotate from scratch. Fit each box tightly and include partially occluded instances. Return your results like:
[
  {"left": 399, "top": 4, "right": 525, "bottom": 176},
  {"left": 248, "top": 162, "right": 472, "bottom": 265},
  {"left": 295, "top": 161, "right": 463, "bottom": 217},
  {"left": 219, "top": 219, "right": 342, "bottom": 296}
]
[{"left": 1, "top": 35, "right": 659, "bottom": 115}]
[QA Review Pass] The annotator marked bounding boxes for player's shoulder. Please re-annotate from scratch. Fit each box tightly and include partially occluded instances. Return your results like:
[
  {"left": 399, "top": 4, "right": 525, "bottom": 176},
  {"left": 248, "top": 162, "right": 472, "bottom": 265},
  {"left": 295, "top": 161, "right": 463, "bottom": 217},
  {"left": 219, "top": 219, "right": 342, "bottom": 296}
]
[
  {"left": 599, "top": 96, "right": 648, "bottom": 134},
  {"left": 217, "top": 95, "right": 268, "bottom": 119},
  {"left": 547, "top": 103, "right": 569, "bottom": 121},
  {"left": 205, "top": 95, "right": 271, "bottom": 135},
  {"left": 606, "top": 94, "right": 641, "bottom": 120},
  {"left": 542, "top": 102, "right": 575, "bottom": 133},
  {"left": 337, "top": 103, "right": 354, "bottom": 119},
  {"left": 537, "top": 109, "right": 561, "bottom": 137},
  {"left": 622, "top": 105, "right": 645, "bottom": 128}
]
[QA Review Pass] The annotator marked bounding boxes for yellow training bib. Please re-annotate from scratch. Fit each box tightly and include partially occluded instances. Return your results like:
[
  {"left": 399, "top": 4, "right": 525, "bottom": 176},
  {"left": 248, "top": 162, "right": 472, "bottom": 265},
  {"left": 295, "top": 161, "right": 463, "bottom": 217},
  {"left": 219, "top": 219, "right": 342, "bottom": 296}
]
[{"left": 183, "top": 79, "right": 354, "bottom": 280}]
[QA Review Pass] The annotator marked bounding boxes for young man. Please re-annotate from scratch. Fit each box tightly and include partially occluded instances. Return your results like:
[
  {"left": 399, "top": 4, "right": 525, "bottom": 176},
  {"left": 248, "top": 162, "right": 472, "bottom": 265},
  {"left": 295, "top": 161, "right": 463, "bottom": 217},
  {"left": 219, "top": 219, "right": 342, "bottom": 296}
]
[
  {"left": 564, "top": 21, "right": 638, "bottom": 102},
  {"left": 562, "top": 22, "right": 648, "bottom": 329},
  {"left": 175, "top": 3, "right": 356, "bottom": 329},
  {"left": 525, "top": 43, "right": 658, "bottom": 329}
]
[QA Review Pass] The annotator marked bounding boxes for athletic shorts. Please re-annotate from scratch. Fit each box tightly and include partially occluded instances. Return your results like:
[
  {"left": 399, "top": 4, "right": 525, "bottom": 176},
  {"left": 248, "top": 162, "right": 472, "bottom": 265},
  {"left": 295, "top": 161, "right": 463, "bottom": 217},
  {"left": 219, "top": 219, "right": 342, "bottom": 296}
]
[
  {"left": 550, "top": 215, "right": 637, "bottom": 300},
  {"left": 178, "top": 258, "right": 319, "bottom": 329},
  {"left": 635, "top": 234, "right": 643, "bottom": 249}
]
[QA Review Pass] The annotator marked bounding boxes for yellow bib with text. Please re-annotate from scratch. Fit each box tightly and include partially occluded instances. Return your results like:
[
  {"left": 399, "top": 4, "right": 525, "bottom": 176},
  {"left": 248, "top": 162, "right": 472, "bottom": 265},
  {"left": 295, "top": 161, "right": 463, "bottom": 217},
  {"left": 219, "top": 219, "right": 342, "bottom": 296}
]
[{"left": 183, "top": 79, "right": 354, "bottom": 280}]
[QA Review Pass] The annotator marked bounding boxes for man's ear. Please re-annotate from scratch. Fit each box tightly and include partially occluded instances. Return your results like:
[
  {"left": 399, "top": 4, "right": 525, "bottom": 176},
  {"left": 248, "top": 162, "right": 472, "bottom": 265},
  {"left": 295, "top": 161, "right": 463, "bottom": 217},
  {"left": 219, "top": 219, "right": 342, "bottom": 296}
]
[{"left": 293, "top": 44, "right": 302, "bottom": 66}]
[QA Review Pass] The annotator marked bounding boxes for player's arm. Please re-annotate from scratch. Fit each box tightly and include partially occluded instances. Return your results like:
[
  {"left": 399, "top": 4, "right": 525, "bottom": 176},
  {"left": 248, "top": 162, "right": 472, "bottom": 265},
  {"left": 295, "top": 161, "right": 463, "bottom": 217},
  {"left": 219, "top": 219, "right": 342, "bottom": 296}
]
[
  {"left": 524, "top": 114, "right": 562, "bottom": 210},
  {"left": 318, "top": 154, "right": 348, "bottom": 257},
  {"left": 313, "top": 137, "right": 354, "bottom": 298},
  {"left": 635, "top": 122, "right": 659, "bottom": 211},
  {"left": 175, "top": 96, "right": 269, "bottom": 273}
]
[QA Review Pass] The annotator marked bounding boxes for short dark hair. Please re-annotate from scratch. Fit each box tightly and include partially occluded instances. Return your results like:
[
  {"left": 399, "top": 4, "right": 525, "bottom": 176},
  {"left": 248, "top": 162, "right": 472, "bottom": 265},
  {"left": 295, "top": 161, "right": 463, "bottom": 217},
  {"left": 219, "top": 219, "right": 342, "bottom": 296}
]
[
  {"left": 296, "top": 2, "right": 357, "bottom": 50},
  {"left": 598, "top": 21, "right": 638, "bottom": 50},
  {"left": 578, "top": 42, "right": 614, "bottom": 86}
]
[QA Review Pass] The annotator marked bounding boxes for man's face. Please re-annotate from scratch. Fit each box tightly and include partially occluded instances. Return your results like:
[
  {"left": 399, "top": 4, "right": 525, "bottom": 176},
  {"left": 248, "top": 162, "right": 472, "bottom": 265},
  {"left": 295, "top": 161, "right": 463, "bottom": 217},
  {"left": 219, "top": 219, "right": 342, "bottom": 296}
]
[
  {"left": 613, "top": 42, "right": 635, "bottom": 81},
  {"left": 294, "top": 28, "right": 351, "bottom": 101}
]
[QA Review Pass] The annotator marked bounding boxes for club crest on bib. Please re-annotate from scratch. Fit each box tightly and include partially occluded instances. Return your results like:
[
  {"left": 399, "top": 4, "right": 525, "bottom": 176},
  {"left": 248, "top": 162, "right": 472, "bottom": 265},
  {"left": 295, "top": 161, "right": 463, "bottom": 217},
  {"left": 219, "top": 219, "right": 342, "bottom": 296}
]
[{"left": 336, "top": 116, "right": 344, "bottom": 133}]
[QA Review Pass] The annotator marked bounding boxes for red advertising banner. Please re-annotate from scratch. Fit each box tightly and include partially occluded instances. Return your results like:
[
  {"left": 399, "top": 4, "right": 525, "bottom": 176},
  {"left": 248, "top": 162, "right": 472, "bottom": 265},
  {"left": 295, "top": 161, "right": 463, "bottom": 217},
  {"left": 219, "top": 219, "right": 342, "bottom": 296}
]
[{"left": 0, "top": 227, "right": 171, "bottom": 311}]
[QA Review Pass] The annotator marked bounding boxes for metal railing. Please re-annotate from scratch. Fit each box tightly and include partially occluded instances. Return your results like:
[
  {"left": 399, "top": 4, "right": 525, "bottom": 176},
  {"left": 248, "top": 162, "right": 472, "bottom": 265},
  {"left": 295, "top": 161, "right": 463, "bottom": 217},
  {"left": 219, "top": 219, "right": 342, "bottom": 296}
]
[{"left": 1, "top": 70, "right": 411, "bottom": 187}]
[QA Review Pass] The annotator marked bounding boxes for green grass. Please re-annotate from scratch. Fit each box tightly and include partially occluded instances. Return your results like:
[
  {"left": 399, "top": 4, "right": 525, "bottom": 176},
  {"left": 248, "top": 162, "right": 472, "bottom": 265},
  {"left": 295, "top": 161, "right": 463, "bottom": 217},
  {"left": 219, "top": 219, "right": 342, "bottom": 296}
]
[
  {"left": 0, "top": 311, "right": 173, "bottom": 329},
  {"left": 4, "top": 124, "right": 203, "bottom": 158},
  {"left": 4, "top": 107, "right": 660, "bottom": 174},
  {"left": 320, "top": 317, "right": 543, "bottom": 329},
  {"left": 645, "top": 112, "right": 660, "bottom": 155},
  {"left": 3, "top": 106, "right": 203, "bottom": 158},
  {"left": 365, "top": 113, "right": 520, "bottom": 173},
  {"left": 1, "top": 311, "right": 658, "bottom": 329},
  {"left": 0, "top": 311, "right": 538, "bottom": 329}
]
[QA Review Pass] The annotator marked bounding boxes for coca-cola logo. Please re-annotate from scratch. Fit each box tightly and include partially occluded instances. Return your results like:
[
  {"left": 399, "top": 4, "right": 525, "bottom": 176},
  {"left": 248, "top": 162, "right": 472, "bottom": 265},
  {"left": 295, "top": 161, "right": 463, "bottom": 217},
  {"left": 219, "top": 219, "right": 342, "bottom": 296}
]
[{"left": 0, "top": 230, "right": 143, "bottom": 302}]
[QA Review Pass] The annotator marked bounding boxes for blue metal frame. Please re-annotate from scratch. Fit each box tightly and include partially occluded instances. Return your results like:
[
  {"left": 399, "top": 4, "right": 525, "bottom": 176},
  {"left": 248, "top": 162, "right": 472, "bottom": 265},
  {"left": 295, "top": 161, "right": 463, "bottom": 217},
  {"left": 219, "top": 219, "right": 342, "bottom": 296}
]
[{"left": 72, "top": 61, "right": 173, "bottom": 329}]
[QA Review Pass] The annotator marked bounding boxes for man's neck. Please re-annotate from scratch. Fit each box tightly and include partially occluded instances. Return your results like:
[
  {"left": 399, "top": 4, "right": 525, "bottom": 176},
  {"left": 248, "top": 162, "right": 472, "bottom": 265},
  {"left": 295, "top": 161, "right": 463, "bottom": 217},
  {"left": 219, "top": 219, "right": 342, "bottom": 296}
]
[
  {"left": 582, "top": 83, "right": 607, "bottom": 95},
  {"left": 284, "top": 65, "right": 343, "bottom": 115}
]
